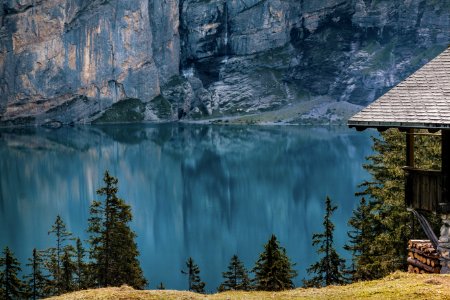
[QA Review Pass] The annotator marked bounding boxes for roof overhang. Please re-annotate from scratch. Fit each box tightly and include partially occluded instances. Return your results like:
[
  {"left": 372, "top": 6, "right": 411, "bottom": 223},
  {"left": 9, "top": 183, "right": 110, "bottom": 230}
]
[
  {"left": 347, "top": 120, "right": 450, "bottom": 132},
  {"left": 347, "top": 46, "right": 450, "bottom": 132}
]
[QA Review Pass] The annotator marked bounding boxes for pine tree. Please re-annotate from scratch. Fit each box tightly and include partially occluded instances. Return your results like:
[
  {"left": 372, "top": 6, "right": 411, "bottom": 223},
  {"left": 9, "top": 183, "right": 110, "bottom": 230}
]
[
  {"left": 344, "top": 197, "right": 375, "bottom": 281},
  {"left": 88, "top": 170, "right": 147, "bottom": 289},
  {"left": 355, "top": 129, "right": 441, "bottom": 279},
  {"left": 74, "top": 238, "right": 88, "bottom": 290},
  {"left": 156, "top": 282, "right": 165, "bottom": 290},
  {"left": 303, "top": 196, "right": 346, "bottom": 287},
  {"left": 24, "top": 248, "right": 50, "bottom": 300},
  {"left": 47, "top": 215, "right": 73, "bottom": 294},
  {"left": 218, "top": 255, "right": 251, "bottom": 291},
  {"left": 181, "top": 257, "right": 205, "bottom": 293},
  {"left": 44, "top": 253, "right": 59, "bottom": 295},
  {"left": 60, "top": 246, "right": 76, "bottom": 293},
  {"left": 252, "top": 234, "right": 297, "bottom": 291},
  {"left": 0, "top": 247, "right": 25, "bottom": 299}
]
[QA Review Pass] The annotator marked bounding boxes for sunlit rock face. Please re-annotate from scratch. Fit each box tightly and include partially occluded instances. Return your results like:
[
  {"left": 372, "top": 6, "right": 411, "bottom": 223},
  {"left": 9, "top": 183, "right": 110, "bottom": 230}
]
[
  {"left": 0, "top": 0, "right": 177, "bottom": 125},
  {"left": 1, "top": 0, "right": 449, "bottom": 125}
]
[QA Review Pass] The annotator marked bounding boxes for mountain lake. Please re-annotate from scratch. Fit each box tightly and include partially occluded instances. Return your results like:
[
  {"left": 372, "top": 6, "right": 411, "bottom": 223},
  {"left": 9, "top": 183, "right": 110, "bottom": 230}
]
[{"left": 0, "top": 124, "right": 374, "bottom": 291}]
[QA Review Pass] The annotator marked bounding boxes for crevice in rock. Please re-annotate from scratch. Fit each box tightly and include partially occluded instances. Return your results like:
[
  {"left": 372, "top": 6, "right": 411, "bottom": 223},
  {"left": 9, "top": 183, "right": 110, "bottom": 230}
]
[
  {"left": 178, "top": 0, "right": 189, "bottom": 69},
  {"left": 3, "top": 4, "right": 34, "bottom": 16},
  {"left": 110, "top": 0, "right": 118, "bottom": 79},
  {"left": 237, "top": 0, "right": 266, "bottom": 15},
  {"left": 64, "top": 0, "right": 111, "bottom": 32},
  {"left": 416, "top": 1, "right": 426, "bottom": 29}
]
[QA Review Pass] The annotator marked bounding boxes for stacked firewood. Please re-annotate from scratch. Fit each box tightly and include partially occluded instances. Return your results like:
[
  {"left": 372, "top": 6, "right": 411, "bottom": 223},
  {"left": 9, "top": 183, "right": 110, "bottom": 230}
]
[{"left": 407, "top": 240, "right": 441, "bottom": 274}]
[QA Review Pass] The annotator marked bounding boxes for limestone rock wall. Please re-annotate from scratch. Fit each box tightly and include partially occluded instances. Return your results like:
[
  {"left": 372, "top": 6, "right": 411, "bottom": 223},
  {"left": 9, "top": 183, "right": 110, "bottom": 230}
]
[
  {"left": 0, "top": 0, "right": 449, "bottom": 125},
  {"left": 0, "top": 0, "right": 176, "bottom": 125}
]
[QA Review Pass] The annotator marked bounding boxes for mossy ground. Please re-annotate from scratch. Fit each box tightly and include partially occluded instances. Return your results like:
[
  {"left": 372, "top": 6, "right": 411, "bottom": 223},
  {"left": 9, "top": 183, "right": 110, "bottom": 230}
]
[
  {"left": 48, "top": 271, "right": 450, "bottom": 300},
  {"left": 93, "top": 98, "right": 145, "bottom": 123}
]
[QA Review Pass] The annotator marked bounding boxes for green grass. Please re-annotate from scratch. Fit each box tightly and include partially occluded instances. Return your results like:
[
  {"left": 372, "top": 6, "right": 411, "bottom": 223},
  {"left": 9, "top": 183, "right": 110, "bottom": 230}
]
[
  {"left": 362, "top": 40, "right": 380, "bottom": 54},
  {"left": 162, "top": 75, "right": 186, "bottom": 90},
  {"left": 48, "top": 272, "right": 450, "bottom": 299},
  {"left": 150, "top": 95, "right": 173, "bottom": 119}
]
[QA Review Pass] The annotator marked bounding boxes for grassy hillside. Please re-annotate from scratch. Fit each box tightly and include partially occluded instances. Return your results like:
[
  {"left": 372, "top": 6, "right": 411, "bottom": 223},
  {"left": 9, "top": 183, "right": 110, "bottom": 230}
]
[{"left": 48, "top": 272, "right": 450, "bottom": 300}]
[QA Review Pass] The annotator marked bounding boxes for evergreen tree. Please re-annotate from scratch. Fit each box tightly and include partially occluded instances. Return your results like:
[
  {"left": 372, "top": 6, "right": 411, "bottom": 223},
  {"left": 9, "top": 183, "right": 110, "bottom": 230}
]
[
  {"left": 0, "top": 247, "right": 25, "bottom": 299},
  {"left": 156, "top": 282, "right": 165, "bottom": 290},
  {"left": 44, "top": 253, "right": 59, "bottom": 295},
  {"left": 60, "top": 246, "right": 76, "bottom": 294},
  {"left": 24, "top": 248, "right": 50, "bottom": 300},
  {"left": 47, "top": 215, "right": 73, "bottom": 294},
  {"left": 252, "top": 234, "right": 297, "bottom": 291},
  {"left": 88, "top": 170, "right": 147, "bottom": 289},
  {"left": 74, "top": 238, "right": 88, "bottom": 290},
  {"left": 218, "top": 255, "right": 251, "bottom": 291},
  {"left": 355, "top": 129, "right": 441, "bottom": 279},
  {"left": 181, "top": 257, "right": 205, "bottom": 293},
  {"left": 344, "top": 197, "right": 375, "bottom": 281},
  {"left": 303, "top": 196, "right": 346, "bottom": 287}
]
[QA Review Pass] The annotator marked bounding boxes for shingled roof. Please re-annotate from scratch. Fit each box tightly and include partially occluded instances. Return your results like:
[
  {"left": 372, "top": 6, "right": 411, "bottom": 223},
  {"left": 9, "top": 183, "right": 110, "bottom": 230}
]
[{"left": 348, "top": 47, "right": 450, "bottom": 130}]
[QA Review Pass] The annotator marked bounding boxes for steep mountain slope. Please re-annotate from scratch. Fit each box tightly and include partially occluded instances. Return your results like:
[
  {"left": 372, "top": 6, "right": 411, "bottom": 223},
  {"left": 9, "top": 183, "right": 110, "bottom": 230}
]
[{"left": 0, "top": 0, "right": 449, "bottom": 126}]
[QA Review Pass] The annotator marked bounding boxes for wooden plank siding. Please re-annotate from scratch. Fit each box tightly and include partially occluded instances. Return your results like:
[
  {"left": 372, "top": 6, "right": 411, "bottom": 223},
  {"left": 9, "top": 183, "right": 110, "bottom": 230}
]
[{"left": 404, "top": 167, "right": 442, "bottom": 212}]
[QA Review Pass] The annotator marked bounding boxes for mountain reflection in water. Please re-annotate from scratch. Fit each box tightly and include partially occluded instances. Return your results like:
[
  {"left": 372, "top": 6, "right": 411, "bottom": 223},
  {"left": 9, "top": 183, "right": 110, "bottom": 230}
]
[{"left": 0, "top": 124, "right": 374, "bottom": 291}]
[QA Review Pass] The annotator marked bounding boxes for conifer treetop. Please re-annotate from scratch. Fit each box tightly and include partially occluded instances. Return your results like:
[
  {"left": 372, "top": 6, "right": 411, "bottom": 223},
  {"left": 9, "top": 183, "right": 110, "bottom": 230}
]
[
  {"left": 252, "top": 234, "right": 297, "bottom": 291},
  {"left": 219, "top": 254, "right": 251, "bottom": 292},
  {"left": 304, "top": 196, "right": 346, "bottom": 287}
]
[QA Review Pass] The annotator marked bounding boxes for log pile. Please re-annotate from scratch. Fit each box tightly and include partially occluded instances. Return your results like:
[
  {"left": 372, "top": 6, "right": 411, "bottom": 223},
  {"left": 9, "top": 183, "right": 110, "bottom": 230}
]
[{"left": 407, "top": 240, "right": 441, "bottom": 274}]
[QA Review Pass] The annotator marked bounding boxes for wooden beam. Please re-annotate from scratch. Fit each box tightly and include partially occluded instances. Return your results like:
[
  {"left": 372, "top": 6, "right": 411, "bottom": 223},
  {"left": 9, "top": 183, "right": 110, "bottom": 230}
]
[
  {"left": 406, "top": 129, "right": 415, "bottom": 168},
  {"left": 442, "top": 130, "right": 450, "bottom": 211},
  {"left": 443, "top": 130, "right": 450, "bottom": 175},
  {"left": 405, "top": 129, "right": 415, "bottom": 209}
]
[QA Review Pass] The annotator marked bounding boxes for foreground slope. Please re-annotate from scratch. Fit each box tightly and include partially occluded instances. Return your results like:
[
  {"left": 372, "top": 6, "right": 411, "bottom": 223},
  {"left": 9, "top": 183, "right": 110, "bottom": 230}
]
[{"left": 49, "top": 272, "right": 450, "bottom": 300}]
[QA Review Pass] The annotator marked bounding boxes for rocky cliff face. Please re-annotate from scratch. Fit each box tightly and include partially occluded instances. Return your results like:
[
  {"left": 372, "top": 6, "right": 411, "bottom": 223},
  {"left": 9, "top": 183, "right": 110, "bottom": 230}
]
[{"left": 0, "top": 0, "right": 449, "bottom": 126}]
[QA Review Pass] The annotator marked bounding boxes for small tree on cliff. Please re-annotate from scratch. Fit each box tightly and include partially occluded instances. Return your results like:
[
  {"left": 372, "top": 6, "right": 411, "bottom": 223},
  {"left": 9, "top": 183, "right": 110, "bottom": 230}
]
[
  {"left": 181, "top": 257, "right": 205, "bottom": 293},
  {"left": 252, "top": 234, "right": 297, "bottom": 291},
  {"left": 87, "top": 170, "right": 147, "bottom": 289},
  {"left": 0, "top": 247, "right": 25, "bottom": 299},
  {"left": 303, "top": 196, "right": 346, "bottom": 287},
  {"left": 218, "top": 255, "right": 251, "bottom": 291}
]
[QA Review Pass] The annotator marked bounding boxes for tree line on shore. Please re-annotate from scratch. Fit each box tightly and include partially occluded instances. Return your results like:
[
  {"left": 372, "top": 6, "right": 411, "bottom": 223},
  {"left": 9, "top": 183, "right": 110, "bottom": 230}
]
[
  {"left": 0, "top": 171, "right": 146, "bottom": 299},
  {"left": 0, "top": 171, "right": 346, "bottom": 298},
  {"left": 0, "top": 129, "right": 442, "bottom": 298}
]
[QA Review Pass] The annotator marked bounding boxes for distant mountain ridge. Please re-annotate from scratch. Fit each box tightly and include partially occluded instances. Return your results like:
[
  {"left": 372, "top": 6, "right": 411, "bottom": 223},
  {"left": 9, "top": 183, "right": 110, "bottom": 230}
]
[{"left": 0, "top": 0, "right": 449, "bottom": 126}]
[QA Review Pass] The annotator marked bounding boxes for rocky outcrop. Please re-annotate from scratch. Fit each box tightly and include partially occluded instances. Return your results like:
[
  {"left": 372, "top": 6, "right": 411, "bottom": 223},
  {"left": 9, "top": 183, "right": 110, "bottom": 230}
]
[{"left": 0, "top": 0, "right": 449, "bottom": 126}]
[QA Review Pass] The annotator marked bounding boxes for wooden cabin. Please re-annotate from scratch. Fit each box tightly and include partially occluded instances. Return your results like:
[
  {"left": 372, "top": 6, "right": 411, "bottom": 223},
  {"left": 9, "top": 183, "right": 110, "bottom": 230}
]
[{"left": 348, "top": 46, "right": 450, "bottom": 273}]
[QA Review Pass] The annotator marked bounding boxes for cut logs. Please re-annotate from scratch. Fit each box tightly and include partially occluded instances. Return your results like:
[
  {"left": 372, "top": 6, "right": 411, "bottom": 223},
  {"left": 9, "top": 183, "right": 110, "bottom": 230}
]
[{"left": 407, "top": 240, "right": 441, "bottom": 274}]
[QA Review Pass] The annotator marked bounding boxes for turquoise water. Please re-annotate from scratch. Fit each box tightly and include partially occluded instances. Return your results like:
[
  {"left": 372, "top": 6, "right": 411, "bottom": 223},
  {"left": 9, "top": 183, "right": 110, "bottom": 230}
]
[{"left": 0, "top": 124, "right": 374, "bottom": 291}]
